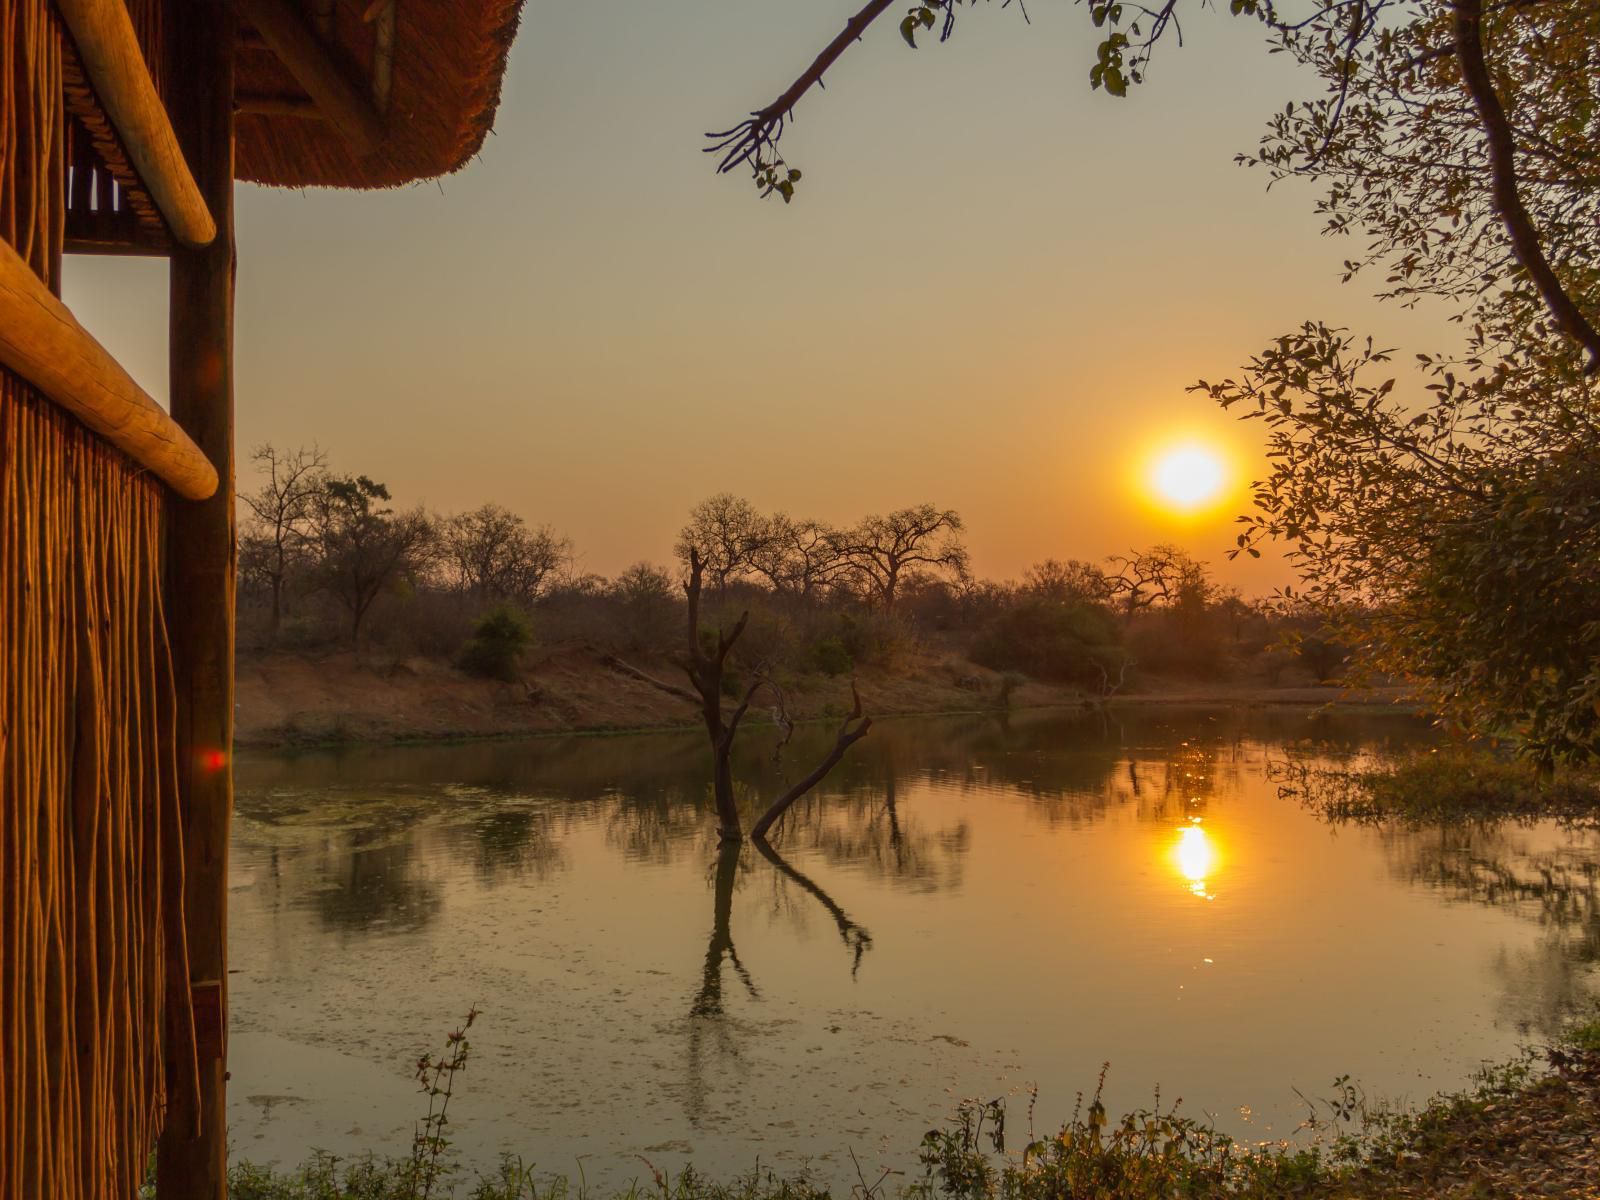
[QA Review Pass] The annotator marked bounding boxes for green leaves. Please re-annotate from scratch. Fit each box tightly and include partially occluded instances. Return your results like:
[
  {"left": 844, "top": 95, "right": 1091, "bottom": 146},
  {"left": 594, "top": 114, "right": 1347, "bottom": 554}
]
[
  {"left": 1089, "top": 32, "right": 1131, "bottom": 97},
  {"left": 900, "top": 3, "right": 937, "bottom": 48},
  {"left": 753, "top": 158, "right": 803, "bottom": 203}
]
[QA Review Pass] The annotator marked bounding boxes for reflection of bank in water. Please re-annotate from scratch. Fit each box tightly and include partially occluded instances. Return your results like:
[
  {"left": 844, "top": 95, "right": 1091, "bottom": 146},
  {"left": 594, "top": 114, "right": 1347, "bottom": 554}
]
[{"left": 1380, "top": 821, "right": 1600, "bottom": 1036}]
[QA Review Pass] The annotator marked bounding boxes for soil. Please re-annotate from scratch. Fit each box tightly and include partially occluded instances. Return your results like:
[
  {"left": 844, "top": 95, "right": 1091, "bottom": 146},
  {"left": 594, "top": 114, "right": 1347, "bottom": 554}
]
[{"left": 234, "top": 646, "right": 1414, "bottom": 748}]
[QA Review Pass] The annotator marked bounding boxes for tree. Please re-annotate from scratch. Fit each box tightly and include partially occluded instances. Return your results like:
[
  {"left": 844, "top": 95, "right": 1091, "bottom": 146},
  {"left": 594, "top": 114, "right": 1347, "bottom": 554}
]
[
  {"left": 610, "top": 561, "right": 679, "bottom": 652},
  {"left": 833, "top": 504, "right": 968, "bottom": 613},
  {"left": 749, "top": 514, "right": 843, "bottom": 600},
  {"left": 1022, "top": 558, "right": 1112, "bottom": 606},
  {"left": 675, "top": 494, "right": 771, "bottom": 596},
  {"left": 309, "top": 475, "right": 434, "bottom": 646},
  {"left": 1106, "top": 545, "right": 1208, "bottom": 620},
  {"left": 442, "top": 503, "right": 571, "bottom": 604},
  {"left": 680, "top": 548, "right": 872, "bottom": 842},
  {"left": 1182, "top": 2, "right": 1600, "bottom": 762},
  {"left": 240, "top": 443, "right": 326, "bottom": 638}
]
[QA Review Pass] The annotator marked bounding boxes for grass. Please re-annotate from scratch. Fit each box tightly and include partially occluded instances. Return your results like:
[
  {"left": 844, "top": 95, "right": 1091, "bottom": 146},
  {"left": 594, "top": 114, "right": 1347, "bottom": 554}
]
[{"left": 152, "top": 1021, "right": 1600, "bottom": 1200}]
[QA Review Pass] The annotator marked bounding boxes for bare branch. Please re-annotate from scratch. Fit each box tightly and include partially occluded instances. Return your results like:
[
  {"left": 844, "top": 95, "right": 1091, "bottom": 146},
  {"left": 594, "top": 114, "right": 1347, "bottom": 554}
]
[
  {"left": 724, "top": 674, "right": 769, "bottom": 741},
  {"left": 601, "top": 654, "right": 699, "bottom": 705},
  {"left": 750, "top": 683, "right": 872, "bottom": 841},
  {"left": 705, "top": 0, "right": 896, "bottom": 186}
]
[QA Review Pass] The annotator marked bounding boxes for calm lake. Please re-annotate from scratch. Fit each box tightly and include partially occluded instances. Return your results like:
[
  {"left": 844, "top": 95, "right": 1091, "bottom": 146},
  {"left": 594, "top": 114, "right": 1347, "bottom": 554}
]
[{"left": 227, "top": 707, "right": 1600, "bottom": 1187}]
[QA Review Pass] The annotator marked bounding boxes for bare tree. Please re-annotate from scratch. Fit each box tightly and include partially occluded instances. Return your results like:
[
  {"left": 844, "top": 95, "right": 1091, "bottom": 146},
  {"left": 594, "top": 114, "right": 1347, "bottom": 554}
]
[
  {"left": 608, "top": 561, "right": 679, "bottom": 653},
  {"left": 675, "top": 493, "right": 771, "bottom": 596},
  {"left": 1022, "top": 558, "right": 1113, "bottom": 606},
  {"left": 240, "top": 443, "right": 327, "bottom": 638},
  {"left": 750, "top": 514, "right": 842, "bottom": 600},
  {"left": 833, "top": 504, "right": 968, "bottom": 613},
  {"left": 678, "top": 548, "right": 871, "bottom": 842},
  {"left": 1106, "top": 545, "right": 1208, "bottom": 619},
  {"left": 308, "top": 475, "right": 434, "bottom": 646},
  {"left": 442, "top": 503, "right": 572, "bottom": 604},
  {"left": 681, "top": 548, "right": 761, "bottom": 841},
  {"left": 748, "top": 684, "right": 872, "bottom": 841}
]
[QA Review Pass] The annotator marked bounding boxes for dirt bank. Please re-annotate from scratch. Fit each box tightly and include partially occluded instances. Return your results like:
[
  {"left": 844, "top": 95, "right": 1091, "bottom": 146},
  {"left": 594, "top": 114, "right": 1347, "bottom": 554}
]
[{"left": 235, "top": 647, "right": 1413, "bottom": 748}]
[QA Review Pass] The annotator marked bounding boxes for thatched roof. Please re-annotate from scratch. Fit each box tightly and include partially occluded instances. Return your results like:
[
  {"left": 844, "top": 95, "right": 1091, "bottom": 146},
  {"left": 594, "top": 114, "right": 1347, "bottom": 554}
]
[{"left": 235, "top": 0, "right": 525, "bottom": 189}]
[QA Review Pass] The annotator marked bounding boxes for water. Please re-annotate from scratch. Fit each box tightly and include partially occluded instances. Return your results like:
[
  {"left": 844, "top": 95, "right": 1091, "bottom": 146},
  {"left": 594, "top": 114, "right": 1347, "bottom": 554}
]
[{"left": 226, "top": 707, "right": 1600, "bottom": 1187}]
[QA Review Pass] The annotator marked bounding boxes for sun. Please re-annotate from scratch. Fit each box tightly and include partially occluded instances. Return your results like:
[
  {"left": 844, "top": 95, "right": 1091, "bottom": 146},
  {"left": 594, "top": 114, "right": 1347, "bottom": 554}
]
[{"left": 1148, "top": 443, "right": 1228, "bottom": 513}]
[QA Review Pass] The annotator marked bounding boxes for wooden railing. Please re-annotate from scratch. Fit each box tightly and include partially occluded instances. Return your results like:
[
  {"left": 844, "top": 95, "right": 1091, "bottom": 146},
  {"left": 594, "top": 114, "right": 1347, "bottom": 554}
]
[{"left": 0, "top": 235, "right": 217, "bottom": 500}]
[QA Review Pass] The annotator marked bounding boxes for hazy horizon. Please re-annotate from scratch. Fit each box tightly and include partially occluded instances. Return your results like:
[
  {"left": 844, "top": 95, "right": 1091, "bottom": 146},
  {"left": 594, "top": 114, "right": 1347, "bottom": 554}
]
[{"left": 63, "top": 0, "right": 1457, "bottom": 593}]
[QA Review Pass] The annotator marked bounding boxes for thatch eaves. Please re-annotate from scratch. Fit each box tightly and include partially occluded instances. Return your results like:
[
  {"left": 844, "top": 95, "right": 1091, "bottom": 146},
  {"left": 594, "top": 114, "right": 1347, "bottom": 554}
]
[{"left": 234, "top": 0, "right": 526, "bottom": 189}]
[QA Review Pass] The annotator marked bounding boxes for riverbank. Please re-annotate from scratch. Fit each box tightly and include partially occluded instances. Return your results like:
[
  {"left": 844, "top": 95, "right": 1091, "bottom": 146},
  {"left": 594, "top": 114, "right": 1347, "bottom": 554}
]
[
  {"left": 209, "top": 1032, "right": 1600, "bottom": 1199},
  {"left": 236, "top": 647, "right": 1415, "bottom": 748}
]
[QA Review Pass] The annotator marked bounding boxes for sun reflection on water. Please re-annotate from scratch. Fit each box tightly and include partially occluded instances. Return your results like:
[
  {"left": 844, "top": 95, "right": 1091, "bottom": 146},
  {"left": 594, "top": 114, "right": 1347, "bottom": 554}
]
[{"left": 1172, "top": 819, "right": 1218, "bottom": 900}]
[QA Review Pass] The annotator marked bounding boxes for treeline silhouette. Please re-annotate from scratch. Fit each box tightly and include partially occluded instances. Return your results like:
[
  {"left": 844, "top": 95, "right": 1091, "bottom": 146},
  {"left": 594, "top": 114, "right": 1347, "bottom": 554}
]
[{"left": 238, "top": 445, "right": 1342, "bottom": 691}]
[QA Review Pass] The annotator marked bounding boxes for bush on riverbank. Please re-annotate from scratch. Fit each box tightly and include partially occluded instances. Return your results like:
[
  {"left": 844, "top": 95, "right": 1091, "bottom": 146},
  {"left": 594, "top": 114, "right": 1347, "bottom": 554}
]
[{"left": 457, "top": 607, "right": 534, "bottom": 682}]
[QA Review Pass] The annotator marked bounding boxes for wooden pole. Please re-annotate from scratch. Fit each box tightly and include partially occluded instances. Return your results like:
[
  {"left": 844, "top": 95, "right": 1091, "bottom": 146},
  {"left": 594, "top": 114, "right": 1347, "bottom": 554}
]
[
  {"left": 156, "top": 0, "right": 236, "bottom": 1196},
  {"left": 236, "top": 0, "right": 385, "bottom": 155},
  {"left": 0, "top": 236, "right": 217, "bottom": 499},
  {"left": 54, "top": 0, "right": 216, "bottom": 246}
]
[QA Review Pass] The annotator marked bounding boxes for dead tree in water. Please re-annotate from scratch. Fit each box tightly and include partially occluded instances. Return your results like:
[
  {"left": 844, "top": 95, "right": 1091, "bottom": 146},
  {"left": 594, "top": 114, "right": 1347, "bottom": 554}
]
[
  {"left": 679, "top": 548, "right": 872, "bottom": 842},
  {"left": 749, "top": 685, "right": 871, "bottom": 841},
  {"left": 682, "top": 548, "right": 761, "bottom": 841}
]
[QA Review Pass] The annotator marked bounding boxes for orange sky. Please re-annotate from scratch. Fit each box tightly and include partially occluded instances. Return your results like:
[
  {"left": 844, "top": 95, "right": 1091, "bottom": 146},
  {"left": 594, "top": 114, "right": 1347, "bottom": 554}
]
[{"left": 63, "top": 0, "right": 1456, "bottom": 597}]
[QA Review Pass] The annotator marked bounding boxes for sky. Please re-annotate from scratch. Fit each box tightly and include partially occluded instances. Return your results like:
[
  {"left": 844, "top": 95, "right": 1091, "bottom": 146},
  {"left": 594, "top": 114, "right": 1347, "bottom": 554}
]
[{"left": 62, "top": 0, "right": 1455, "bottom": 595}]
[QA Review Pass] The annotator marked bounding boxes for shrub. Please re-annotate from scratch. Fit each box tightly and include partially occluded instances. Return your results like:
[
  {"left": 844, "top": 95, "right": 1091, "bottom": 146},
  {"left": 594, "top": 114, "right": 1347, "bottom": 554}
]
[
  {"left": 810, "top": 637, "right": 853, "bottom": 677},
  {"left": 970, "top": 599, "right": 1120, "bottom": 685},
  {"left": 456, "top": 606, "right": 532, "bottom": 682},
  {"left": 834, "top": 610, "right": 913, "bottom": 669}
]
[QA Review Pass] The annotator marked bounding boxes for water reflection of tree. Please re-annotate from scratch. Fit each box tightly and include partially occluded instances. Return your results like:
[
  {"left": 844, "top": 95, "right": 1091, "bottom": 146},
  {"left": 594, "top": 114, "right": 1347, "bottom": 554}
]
[
  {"left": 753, "top": 837, "right": 873, "bottom": 975},
  {"left": 766, "top": 779, "right": 967, "bottom": 894},
  {"left": 311, "top": 831, "right": 442, "bottom": 935},
  {"left": 1379, "top": 822, "right": 1600, "bottom": 1034},
  {"left": 463, "top": 804, "right": 566, "bottom": 883},
  {"left": 682, "top": 838, "right": 874, "bottom": 1128},
  {"left": 240, "top": 708, "right": 1429, "bottom": 880},
  {"left": 602, "top": 784, "right": 706, "bottom": 865}
]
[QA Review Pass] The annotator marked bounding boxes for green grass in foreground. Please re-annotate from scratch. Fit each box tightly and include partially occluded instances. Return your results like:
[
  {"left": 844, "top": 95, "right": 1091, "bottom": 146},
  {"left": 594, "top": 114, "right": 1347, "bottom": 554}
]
[{"left": 154, "top": 1026, "right": 1600, "bottom": 1200}]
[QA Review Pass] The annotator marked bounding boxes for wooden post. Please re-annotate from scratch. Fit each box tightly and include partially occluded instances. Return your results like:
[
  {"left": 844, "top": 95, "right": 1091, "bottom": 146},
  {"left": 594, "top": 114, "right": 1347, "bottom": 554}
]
[{"left": 156, "top": 1, "right": 236, "bottom": 1197}]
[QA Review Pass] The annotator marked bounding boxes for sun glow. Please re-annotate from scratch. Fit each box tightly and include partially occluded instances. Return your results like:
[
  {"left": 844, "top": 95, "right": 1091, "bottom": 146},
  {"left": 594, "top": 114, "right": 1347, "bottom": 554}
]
[
  {"left": 1170, "top": 820, "right": 1219, "bottom": 900},
  {"left": 1147, "top": 443, "right": 1228, "bottom": 513}
]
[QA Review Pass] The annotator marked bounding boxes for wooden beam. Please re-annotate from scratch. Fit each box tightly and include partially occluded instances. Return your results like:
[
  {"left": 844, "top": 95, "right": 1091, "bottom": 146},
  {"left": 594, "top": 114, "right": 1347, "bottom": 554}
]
[
  {"left": 64, "top": 202, "right": 174, "bottom": 256},
  {"left": 237, "top": 0, "right": 386, "bottom": 155},
  {"left": 155, "top": 2, "right": 236, "bottom": 1197},
  {"left": 0, "top": 236, "right": 215, "bottom": 498},
  {"left": 55, "top": 0, "right": 216, "bottom": 247},
  {"left": 367, "top": 0, "right": 396, "bottom": 112},
  {"left": 236, "top": 93, "right": 325, "bottom": 119}
]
